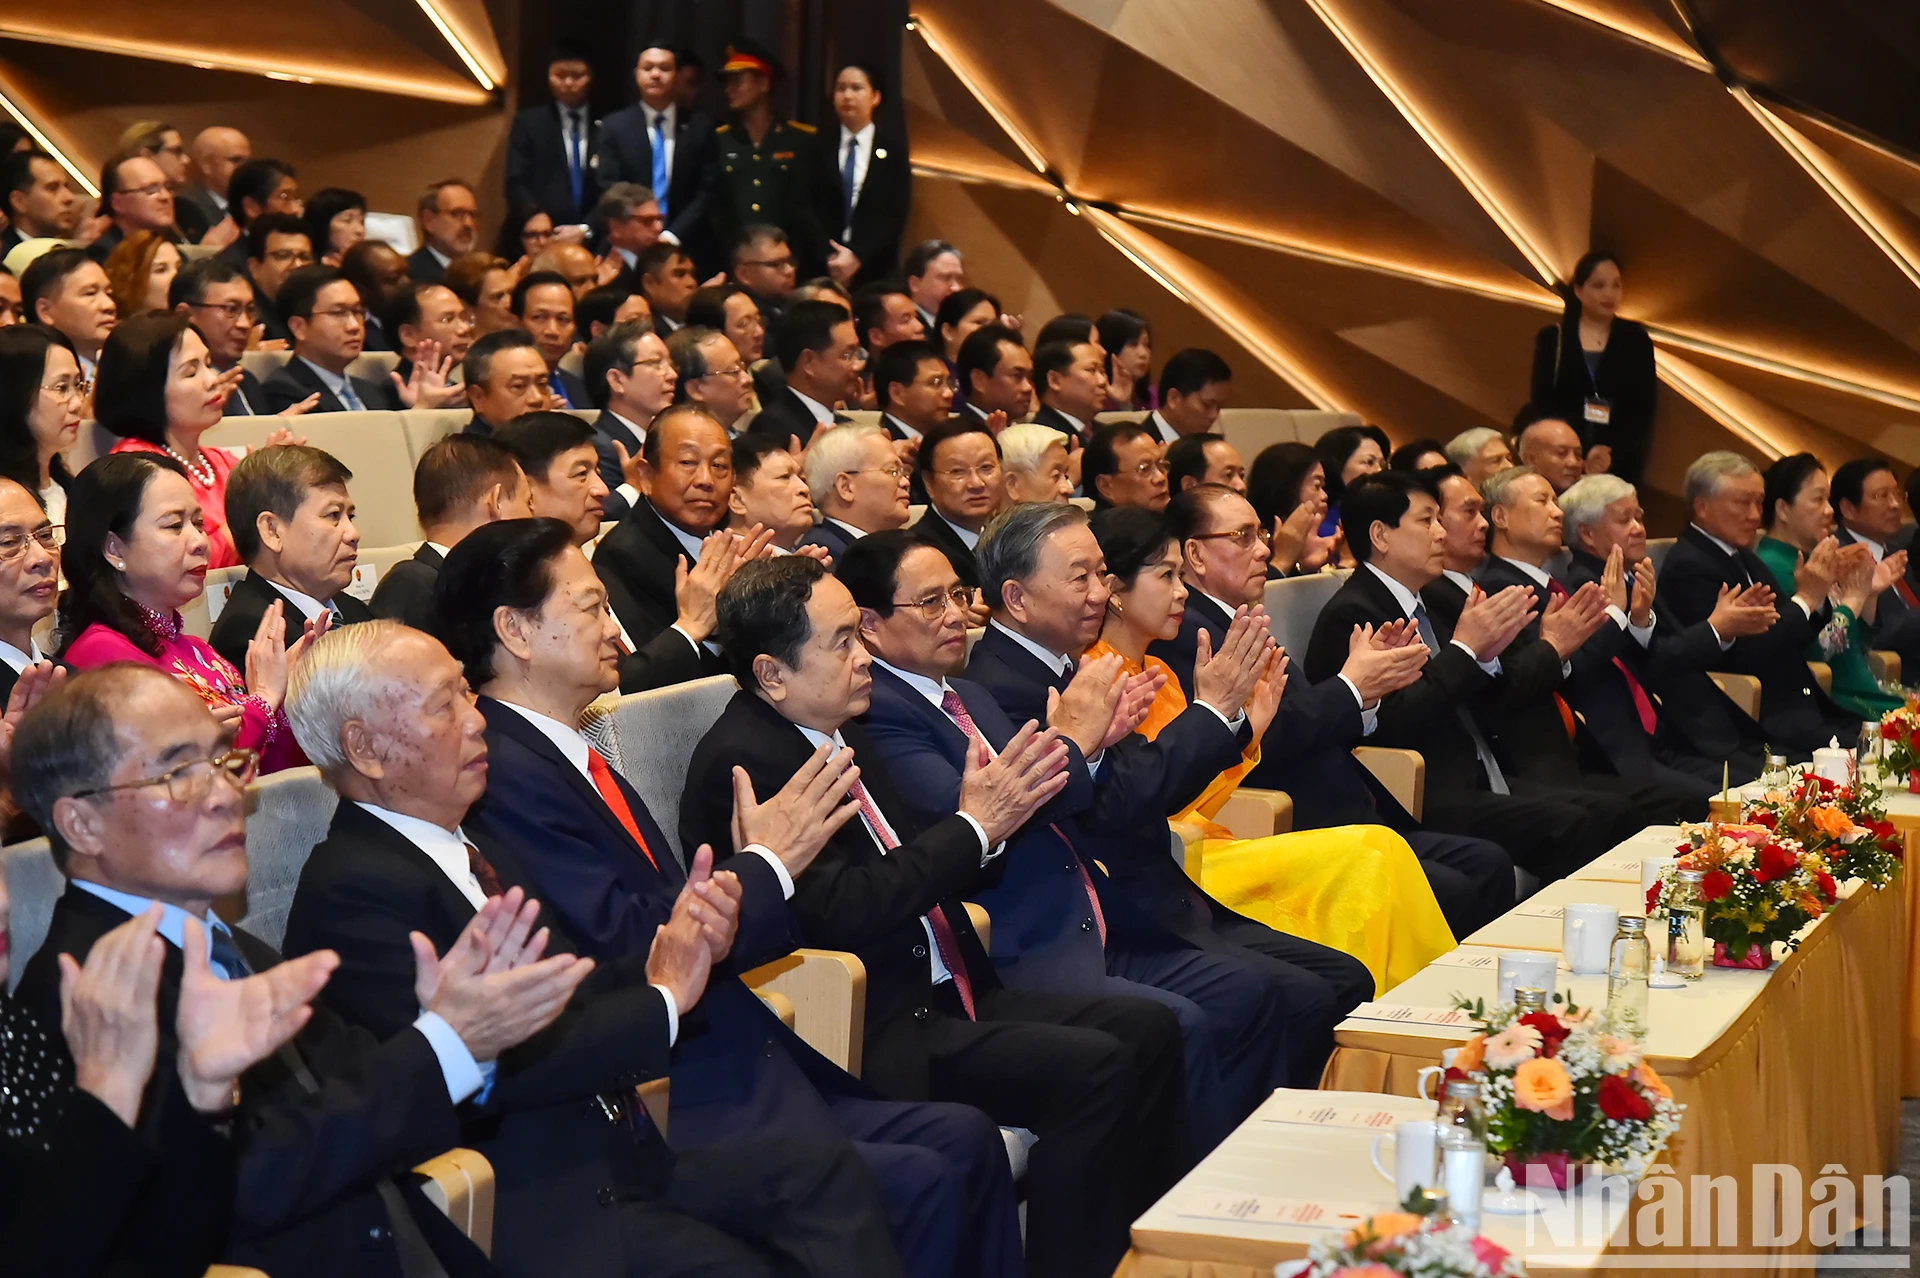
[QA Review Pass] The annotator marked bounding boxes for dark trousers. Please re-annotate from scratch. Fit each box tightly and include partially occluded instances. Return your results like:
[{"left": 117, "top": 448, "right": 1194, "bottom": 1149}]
[
  {"left": 1422, "top": 789, "right": 1611, "bottom": 884},
  {"left": 1102, "top": 945, "right": 1290, "bottom": 1155},
  {"left": 1553, "top": 770, "right": 1703, "bottom": 826},
  {"left": 617, "top": 1139, "right": 903, "bottom": 1277},
  {"left": 1406, "top": 829, "right": 1516, "bottom": 938},
  {"left": 830, "top": 1095, "right": 1022, "bottom": 1278},
  {"left": 915, "top": 984, "right": 1190, "bottom": 1278},
  {"left": 1191, "top": 917, "right": 1374, "bottom": 1087}
]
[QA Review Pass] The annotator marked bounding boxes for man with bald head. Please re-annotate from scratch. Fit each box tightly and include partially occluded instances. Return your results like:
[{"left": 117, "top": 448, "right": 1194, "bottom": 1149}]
[
  {"left": 180, "top": 126, "right": 249, "bottom": 238},
  {"left": 534, "top": 242, "right": 603, "bottom": 300},
  {"left": 1515, "top": 415, "right": 1588, "bottom": 494}
]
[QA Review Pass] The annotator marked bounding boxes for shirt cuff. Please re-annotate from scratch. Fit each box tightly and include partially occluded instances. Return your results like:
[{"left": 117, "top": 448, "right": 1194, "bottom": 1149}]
[
  {"left": 745, "top": 844, "right": 795, "bottom": 899},
  {"left": 954, "top": 810, "right": 999, "bottom": 864},
  {"left": 1194, "top": 699, "right": 1247, "bottom": 733},
  {"left": 669, "top": 623, "right": 705, "bottom": 657},
  {"left": 617, "top": 482, "right": 641, "bottom": 508},
  {"left": 413, "top": 1010, "right": 487, "bottom": 1104},
  {"left": 1792, "top": 595, "right": 1816, "bottom": 619},
  {"left": 1606, "top": 604, "right": 1629, "bottom": 629},
  {"left": 648, "top": 985, "right": 680, "bottom": 1046},
  {"left": 1451, "top": 639, "right": 1501, "bottom": 676},
  {"left": 1709, "top": 622, "right": 1733, "bottom": 651},
  {"left": 1085, "top": 749, "right": 1104, "bottom": 778}
]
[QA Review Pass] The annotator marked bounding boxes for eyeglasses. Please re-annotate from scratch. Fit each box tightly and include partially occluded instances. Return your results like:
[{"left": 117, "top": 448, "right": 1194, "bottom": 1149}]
[
  {"left": 72, "top": 747, "right": 259, "bottom": 805},
  {"left": 1127, "top": 459, "right": 1170, "bottom": 478},
  {"left": 311, "top": 305, "right": 368, "bottom": 323},
  {"left": 937, "top": 462, "right": 1001, "bottom": 484},
  {"left": 119, "top": 182, "right": 168, "bottom": 199},
  {"left": 697, "top": 362, "right": 749, "bottom": 381},
  {"left": 1191, "top": 525, "right": 1272, "bottom": 550},
  {"left": 0, "top": 524, "right": 61, "bottom": 561},
  {"left": 892, "top": 585, "right": 972, "bottom": 621},
  {"left": 263, "top": 248, "right": 313, "bottom": 266},
  {"left": 850, "top": 463, "right": 907, "bottom": 481},
  {"left": 629, "top": 355, "right": 673, "bottom": 374},
  {"left": 187, "top": 300, "right": 259, "bottom": 323},
  {"left": 40, "top": 376, "right": 88, "bottom": 403}
]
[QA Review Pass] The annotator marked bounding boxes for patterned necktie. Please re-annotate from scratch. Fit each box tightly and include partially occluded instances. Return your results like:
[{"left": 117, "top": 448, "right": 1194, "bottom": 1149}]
[
  {"left": 848, "top": 773, "right": 977, "bottom": 1019},
  {"left": 939, "top": 688, "right": 1105, "bottom": 943},
  {"left": 1412, "top": 602, "right": 1510, "bottom": 795},
  {"left": 841, "top": 134, "right": 859, "bottom": 231},
  {"left": 587, "top": 747, "right": 659, "bottom": 871},
  {"left": 465, "top": 842, "right": 504, "bottom": 898},
  {"left": 208, "top": 925, "right": 252, "bottom": 980},
  {"left": 1549, "top": 578, "right": 1658, "bottom": 737},
  {"left": 651, "top": 112, "right": 671, "bottom": 222}
]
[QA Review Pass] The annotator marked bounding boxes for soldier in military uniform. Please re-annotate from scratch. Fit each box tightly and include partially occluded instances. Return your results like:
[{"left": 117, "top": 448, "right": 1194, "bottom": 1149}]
[{"left": 712, "top": 39, "right": 840, "bottom": 278}]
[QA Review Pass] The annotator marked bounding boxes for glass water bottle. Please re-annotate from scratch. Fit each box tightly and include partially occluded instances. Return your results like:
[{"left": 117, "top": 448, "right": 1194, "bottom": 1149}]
[
  {"left": 1435, "top": 1079, "right": 1486, "bottom": 1229},
  {"left": 1660, "top": 869, "right": 1707, "bottom": 981},
  {"left": 1606, "top": 916, "right": 1651, "bottom": 1033}
]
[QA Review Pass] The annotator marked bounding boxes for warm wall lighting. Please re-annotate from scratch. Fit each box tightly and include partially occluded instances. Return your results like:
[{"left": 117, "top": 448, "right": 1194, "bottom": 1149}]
[
  {"left": 1654, "top": 350, "right": 1790, "bottom": 460},
  {"left": 0, "top": 80, "right": 96, "bottom": 195},
  {"left": 908, "top": 156, "right": 1056, "bottom": 195},
  {"left": 0, "top": 25, "right": 491, "bottom": 105},
  {"left": 907, "top": 12, "right": 1051, "bottom": 176},
  {"left": 413, "top": 0, "right": 499, "bottom": 93},
  {"left": 1521, "top": 0, "right": 1713, "bottom": 70}
]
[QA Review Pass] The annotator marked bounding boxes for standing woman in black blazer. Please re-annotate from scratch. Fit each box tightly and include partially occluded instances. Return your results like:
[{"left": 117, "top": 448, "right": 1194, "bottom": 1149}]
[
  {"left": 1530, "top": 251, "right": 1657, "bottom": 486},
  {"left": 827, "top": 63, "right": 911, "bottom": 288}
]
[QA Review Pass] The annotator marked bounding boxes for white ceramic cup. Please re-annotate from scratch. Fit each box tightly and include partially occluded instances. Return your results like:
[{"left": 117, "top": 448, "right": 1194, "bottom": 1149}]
[
  {"left": 1370, "top": 1119, "right": 1441, "bottom": 1204},
  {"left": 1496, "top": 951, "right": 1558, "bottom": 1005},
  {"left": 1413, "top": 1047, "right": 1461, "bottom": 1102},
  {"left": 1563, "top": 903, "right": 1619, "bottom": 975},
  {"left": 1641, "top": 856, "right": 1676, "bottom": 898}
]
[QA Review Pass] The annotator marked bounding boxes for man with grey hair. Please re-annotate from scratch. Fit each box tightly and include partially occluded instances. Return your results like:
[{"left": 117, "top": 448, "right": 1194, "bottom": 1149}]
[
  {"left": 1658, "top": 450, "right": 1859, "bottom": 755},
  {"left": 1444, "top": 426, "right": 1513, "bottom": 487},
  {"left": 1559, "top": 474, "right": 1771, "bottom": 787},
  {"left": 1515, "top": 416, "right": 1587, "bottom": 493},
  {"left": 596, "top": 182, "right": 664, "bottom": 274},
  {"left": 669, "top": 325, "right": 754, "bottom": 433},
  {"left": 282, "top": 620, "right": 911, "bottom": 1277},
  {"left": 800, "top": 422, "right": 911, "bottom": 558},
  {"left": 965, "top": 500, "right": 1376, "bottom": 1089},
  {"left": 1475, "top": 468, "right": 1705, "bottom": 817},
  {"left": 998, "top": 423, "right": 1075, "bottom": 504},
  {"left": 409, "top": 178, "right": 478, "bottom": 283}
]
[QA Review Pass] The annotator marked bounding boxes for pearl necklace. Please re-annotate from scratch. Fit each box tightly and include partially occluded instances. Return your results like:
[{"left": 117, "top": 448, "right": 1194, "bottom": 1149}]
[{"left": 165, "top": 443, "right": 216, "bottom": 487}]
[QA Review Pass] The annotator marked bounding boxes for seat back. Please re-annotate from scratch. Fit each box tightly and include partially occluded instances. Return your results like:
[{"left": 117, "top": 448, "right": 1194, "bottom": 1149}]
[
  {"left": 1217, "top": 408, "right": 1360, "bottom": 461},
  {"left": 396, "top": 409, "right": 476, "bottom": 464},
  {"left": 2, "top": 838, "right": 61, "bottom": 993},
  {"left": 1264, "top": 569, "right": 1349, "bottom": 658},
  {"left": 198, "top": 564, "right": 252, "bottom": 631},
  {"left": 839, "top": 409, "right": 883, "bottom": 429},
  {"left": 231, "top": 768, "right": 339, "bottom": 951},
  {"left": 604, "top": 675, "right": 740, "bottom": 868},
  {"left": 1645, "top": 537, "right": 1676, "bottom": 575},
  {"left": 240, "top": 350, "right": 294, "bottom": 383},
  {"left": 347, "top": 351, "right": 401, "bottom": 382}
]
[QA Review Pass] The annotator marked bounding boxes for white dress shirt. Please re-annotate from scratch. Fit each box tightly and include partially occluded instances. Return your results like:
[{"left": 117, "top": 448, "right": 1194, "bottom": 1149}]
[
  {"left": 838, "top": 122, "right": 876, "bottom": 238},
  {"left": 263, "top": 579, "right": 335, "bottom": 625},
  {"left": 932, "top": 511, "right": 981, "bottom": 551},
  {"left": 495, "top": 700, "right": 793, "bottom": 897},
  {"left": 1369, "top": 563, "right": 1500, "bottom": 675},
  {"left": 1051, "top": 407, "right": 1090, "bottom": 437},
  {"left": 1851, "top": 530, "right": 1888, "bottom": 562},
  {"left": 795, "top": 722, "right": 992, "bottom": 988},
  {"left": 1147, "top": 411, "right": 1179, "bottom": 445},
  {"left": 792, "top": 387, "right": 838, "bottom": 426},
  {"left": 653, "top": 509, "right": 722, "bottom": 658},
  {"left": 0, "top": 635, "right": 43, "bottom": 675},
  {"left": 883, "top": 413, "right": 923, "bottom": 444}
]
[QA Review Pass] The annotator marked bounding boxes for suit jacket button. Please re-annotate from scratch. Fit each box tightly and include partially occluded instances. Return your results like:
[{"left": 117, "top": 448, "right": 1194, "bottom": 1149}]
[
  {"left": 597, "top": 1187, "right": 615, "bottom": 1206},
  {"left": 763, "top": 1042, "right": 775, "bottom": 1057},
  {"left": 913, "top": 1006, "right": 930, "bottom": 1021},
  {"left": 912, "top": 944, "right": 928, "bottom": 958},
  {"left": 1082, "top": 919, "right": 1094, "bottom": 931}
]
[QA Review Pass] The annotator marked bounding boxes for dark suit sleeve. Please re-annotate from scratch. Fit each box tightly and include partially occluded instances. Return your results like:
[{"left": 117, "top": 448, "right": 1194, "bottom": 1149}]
[
  {"left": 617, "top": 625, "right": 707, "bottom": 693},
  {"left": 666, "top": 123, "right": 718, "bottom": 248},
  {"left": 591, "top": 112, "right": 633, "bottom": 186},
  {"left": 261, "top": 369, "right": 313, "bottom": 413},
  {"left": 847, "top": 147, "right": 911, "bottom": 273},
  {"left": 206, "top": 588, "right": 261, "bottom": 673},
  {"left": 862, "top": 695, "right": 1095, "bottom": 834},
  {"left": 1529, "top": 323, "right": 1562, "bottom": 414},
  {"left": 368, "top": 563, "right": 437, "bottom": 631},
  {"left": 506, "top": 112, "right": 539, "bottom": 210},
  {"left": 1658, "top": 549, "right": 1815, "bottom": 667},
  {"left": 1644, "top": 615, "right": 1728, "bottom": 682},
  {"left": 1086, "top": 706, "right": 1243, "bottom": 831}
]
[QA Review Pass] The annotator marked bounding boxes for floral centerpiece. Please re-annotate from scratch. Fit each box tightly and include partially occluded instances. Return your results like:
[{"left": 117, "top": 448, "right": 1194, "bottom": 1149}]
[
  {"left": 1294, "top": 1210, "right": 1525, "bottom": 1278},
  {"left": 1740, "top": 770, "right": 1901, "bottom": 890},
  {"left": 1660, "top": 822, "right": 1840, "bottom": 967},
  {"left": 1445, "top": 995, "right": 1682, "bottom": 1189},
  {"left": 1876, "top": 701, "right": 1920, "bottom": 790}
]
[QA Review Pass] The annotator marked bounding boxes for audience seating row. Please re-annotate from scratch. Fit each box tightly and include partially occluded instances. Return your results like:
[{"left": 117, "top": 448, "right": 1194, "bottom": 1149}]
[{"left": 237, "top": 350, "right": 402, "bottom": 386}]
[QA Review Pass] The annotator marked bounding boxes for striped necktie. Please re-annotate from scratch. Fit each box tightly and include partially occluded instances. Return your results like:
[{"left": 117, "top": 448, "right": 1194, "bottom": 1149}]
[{"left": 848, "top": 774, "right": 977, "bottom": 1019}]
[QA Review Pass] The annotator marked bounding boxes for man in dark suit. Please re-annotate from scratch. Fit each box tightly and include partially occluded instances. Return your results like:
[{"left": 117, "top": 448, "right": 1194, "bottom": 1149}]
[
  {"left": 441, "top": 519, "right": 1022, "bottom": 1278},
  {"left": 461, "top": 330, "right": 559, "bottom": 438},
  {"left": 596, "top": 45, "right": 720, "bottom": 272},
  {"left": 370, "top": 434, "right": 532, "bottom": 632},
  {"left": 1145, "top": 349, "right": 1233, "bottom": 445},
  {"left": 506, "top": 46, "right": 599, "bottom": 226},
  {"left": 872, "top": 337, "right": 947, "bottom": 506},
  {"left": 913, "top": 418, "right": 1001, "bottom": 590},
  {"left": 239, "top": 212, "right": 312, "bottom": 346},
  {"left": 1471, "top": 467, "right": 1703, "bottom": 820},
  {"left": 828, "top": 62, "right": 911, "bottom": 287},
  {"left": 956, "top": 323, "right": 1034, "bottom": 426},
  {"left": 261, "top": 265, "right": 402, "bottom": 414},
  {"left": 637, "top": 243, "right": 699, "bottom": 336},
  {"left": 749, "top": 299, "right": 861, "bottom": 449},
  {"left": 511, "top": 269, "right": 593, "bottom": 409},
  {"left": 846, "top": 531, "right": 1288, "bottom": 1156},
  {"left": 1657, "top": 451, "right": 1858, "bottom": 757},
  {"left": 1558, "top": 473, "right": 1770, "bottom": 788},
  {"left": 2, "top": 149, "right": 80, "bottom": 251},
  {"left": 207, "top": 446, "right": 374, "bottom": 671},
  {"left": 963, "top": 502, "right": 1377, "bottom": 1082},
  {"left": 592, "top": 404, "right": 751, "bottom": 680},
  {"left": 408, "top": 179, "right": 480, "bottom": 284},
  {"left": 0, "top": 477, "right": 57, "bottom": 707},
  {"left": 799, "top": 422, "right": 912, "bottom": 559},
  {"left": 1031, "top": 338, "right": 1107, "bottom": 448},
  {"left": 682, "top": 555, "right": 1190, "bottom": 1278},
  {"left": 1304, "top": 472, "right": 1627, "bottom": 883},
  {"left": 1151, "top": 486, "right": 1514, "bottom": 938},
  {"left": 281, "top": 622, "right": 907, "bottom": 1278},
  {"left": 13, "top": 662, "right": 602, "bottom": 1278},
  {"left": 1832, "top": 456, "right": 1920, "bottom": 669},
  {"left": 581, "top": 320, "right": 674, "bottom": 519},
  {"left": 172, "top": 260, "right": 292, "bottom": 415}
]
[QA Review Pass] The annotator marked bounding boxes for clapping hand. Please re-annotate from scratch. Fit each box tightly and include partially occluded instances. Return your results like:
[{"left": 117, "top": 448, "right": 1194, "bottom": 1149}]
[
  {"left": 957, "top": 722, "right": 1071, "bottom": 845},
  {"left": 175, "top": 915, "right": 337, "bottom": 1112},
  {"left": 1707, "top": 582, "right": 1777, "bottom": 638},
  {"left": 413, "top": 890, "right": 597, "bottom": 1062},
  {"left": 1538, "top": 581, "right": 1610, "bottom": 660},
  {"left": 58, "top": 906, "right": 166, "bottom": 1127},
  {"left": 1191, "top": 606, "right": 1276, "bottom": 719},
  {"left": 730, "top": 745, "right": 861, "bottom": 879},
  {"left": 1245, "top": 648, "right": 1290, "bottom": 745},
  {"left": 674, "top": 526, "right": 775, "bottom": 643},
  {"left": 1045, "top": 652, "right": 1127, "bottom": 758},
  {"left": 1339, "top": 622, "right": 1428, "bottom": 704},
  {"left": 391, "top": 338, "right": 465, "bottom": 409},
  {"left": 1451, "top": 584, "right": 1537, "bottom": 662}
]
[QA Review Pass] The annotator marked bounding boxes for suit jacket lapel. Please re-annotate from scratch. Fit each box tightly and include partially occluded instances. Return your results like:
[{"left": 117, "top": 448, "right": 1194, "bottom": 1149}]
[
  {"left": 873, "top": 666, "right": 971, "bottom": 761},
  {"left": 332, "top": 801, "right": 484, "bottom": 927},
  {"left": 291, "top": 359, "right": 345, "bottom": 414}
]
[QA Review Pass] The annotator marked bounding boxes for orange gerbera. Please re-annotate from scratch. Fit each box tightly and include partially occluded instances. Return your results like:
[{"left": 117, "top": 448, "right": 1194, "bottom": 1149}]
[
  {"left": 1344, "top": 1212, "right": 1424, "bottom": 1253},
  {"left": 1809, "top": 806, "right": 1856, "bottom": 839},
  {"left": 1512, "top": 1057, "right": 1575, "bottom": 1120},
  {"left": 1452, "top": 1034, "right": 1486, "bottom": 1073},
  {"left": 1634, "top": 1061, "right": 1672, "bottom": 1101}
]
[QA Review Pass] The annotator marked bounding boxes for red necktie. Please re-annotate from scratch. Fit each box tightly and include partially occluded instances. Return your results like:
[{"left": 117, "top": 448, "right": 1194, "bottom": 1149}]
[
  {"left": 941, "top": 688, "right": 1105, "bottom": 944},
  {"left": 1547, "top": 578, "right": 1658, "bottom": 738},
  {"left": 465, "top": 842, "right": 505, "bottom": 898},
  {"left": 587, "top": 747, "right": 660, "bottom": 872},
  {"left": 848, "top": 772, "right": 976, "bottom": 1020}
]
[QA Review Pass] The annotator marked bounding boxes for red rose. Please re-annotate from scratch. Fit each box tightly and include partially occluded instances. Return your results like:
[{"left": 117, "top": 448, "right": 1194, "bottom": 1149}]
[
  {"left": 1518, "top": 1011, "right": 1571, "bottom": 1058},
  {"left": 1598, "top": 1073, "right": 1654, "bottom": 1122},
  {"left": 1813, "top": 775, "right": 1838, "bottom": 794},
  {"left": 1645, "top": 881, "right": 1663, "bottom": 914},
  {"left": 1816, "top": 871, "right": 1838, "bottom": 901},
  {"left": 1754, "top": 842, "right": 1798, "bottom": 884},
  {"left": 1700, "top": 870, "right": 1735, "bottom": 902},
  {"left": 1882, "top": 721, "right": 1899, "bottom": 740},
  {"left": 1749, "top": 810, "right": 1777, "bottom": 829}
]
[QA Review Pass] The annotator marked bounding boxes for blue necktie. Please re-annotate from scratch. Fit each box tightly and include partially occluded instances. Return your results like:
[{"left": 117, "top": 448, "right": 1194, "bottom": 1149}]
[
  {"left": 651, "top": 112, "right": 670, "bottom": 223},
  {"left": 841, "top": 134, "right": 859, "bottom": 232},
  {"left": 568, "top": 109, "right": 585, "bottom": 213},
  {"left": 208, "top": 925, "right": 252, "bottom": 980},
  {"left": 339, "top": 379, "right": 364, "bottom": 411}
]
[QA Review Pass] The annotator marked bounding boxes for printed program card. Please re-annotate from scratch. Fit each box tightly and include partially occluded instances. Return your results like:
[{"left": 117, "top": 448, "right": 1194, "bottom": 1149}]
[
  {"left": 1261, "top": 1101, "right": 1405, "bottom": 1130},
  {"left": 1345, "top": 1002, "right": 1476, "bottom": 1027},
  {"left": 1511, "top": 903, "right": 1566, "bottom": 920},
  {"left": 1174, "top": 1194, "right": 1375, "bottom": 1229},
  {"left": 1426, "top": 949, "right": 1501, "bottom": 970}
]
